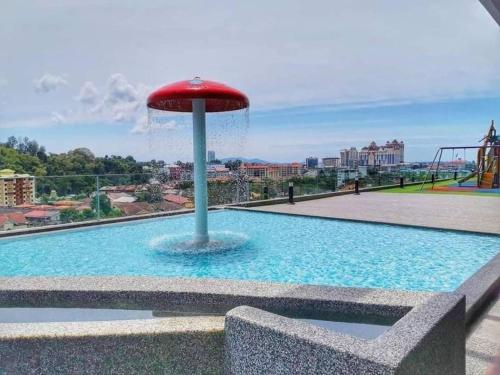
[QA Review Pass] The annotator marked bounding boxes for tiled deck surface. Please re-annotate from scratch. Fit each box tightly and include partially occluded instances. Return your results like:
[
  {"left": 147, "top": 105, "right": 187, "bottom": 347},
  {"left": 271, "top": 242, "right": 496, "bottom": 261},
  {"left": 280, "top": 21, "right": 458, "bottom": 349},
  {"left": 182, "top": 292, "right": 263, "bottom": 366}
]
[
  {"left": 245, "top": 191, "right": 500, "bottom": 373},
  {"left": 467, "top": 295, "right": 500, "bottom": 374},
  {"left": 247, "top": 192, "right": 500, "bottom": 234}
]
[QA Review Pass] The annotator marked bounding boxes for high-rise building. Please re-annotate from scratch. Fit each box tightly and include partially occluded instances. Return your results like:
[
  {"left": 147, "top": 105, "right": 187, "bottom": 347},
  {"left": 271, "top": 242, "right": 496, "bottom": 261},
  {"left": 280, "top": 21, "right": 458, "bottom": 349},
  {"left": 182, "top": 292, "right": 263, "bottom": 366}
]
[
  {"left": 340, "top": 140, "right": 404, "bottom": 168},
  {"left": 207, "top": 150, "right": 216, "bottom": 163},
  {"left": 0, "top": 169, "right": 34, "bottom": 206},
  {"left": 340, "top": 147, "right": 359, "bottom": 168},
  {"left": 242, "top": 163, "right": 302, "bottom": 179},
  {"left": 306, "top": 157, "right": 318, "bottom": 169},
  {"left": 358, "top": 140, "right": 404, "bottom": 166},
  {"left": 322, "top": 157, "right": 340, "bottom": 168}
]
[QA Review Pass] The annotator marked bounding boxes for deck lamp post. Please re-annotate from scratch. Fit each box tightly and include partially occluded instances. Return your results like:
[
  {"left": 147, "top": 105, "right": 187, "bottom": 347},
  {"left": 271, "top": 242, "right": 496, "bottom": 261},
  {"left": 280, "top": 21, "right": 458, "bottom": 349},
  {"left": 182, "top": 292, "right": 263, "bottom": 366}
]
[{"left": 288, "top": 182, "right": 294, "bottom": 204}]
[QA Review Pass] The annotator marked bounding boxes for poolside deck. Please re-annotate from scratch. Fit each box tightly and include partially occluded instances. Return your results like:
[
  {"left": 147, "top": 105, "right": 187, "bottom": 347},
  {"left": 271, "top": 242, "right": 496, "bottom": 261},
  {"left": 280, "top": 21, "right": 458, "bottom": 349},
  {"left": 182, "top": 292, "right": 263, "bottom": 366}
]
[
  {"left": 243, "top": 191, "right": 500, "bottom": 373},
  {"left": 467, "top": 295, "right": 500, "bottom": 374},
  {"left": 244, "top": 191, "right": 500, "bottom": 235}
]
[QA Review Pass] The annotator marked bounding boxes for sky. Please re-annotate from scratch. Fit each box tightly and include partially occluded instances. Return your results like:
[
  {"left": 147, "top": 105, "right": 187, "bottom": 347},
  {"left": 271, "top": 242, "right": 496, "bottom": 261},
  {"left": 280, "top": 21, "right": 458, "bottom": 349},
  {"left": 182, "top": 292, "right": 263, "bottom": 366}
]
[{"left": 1, "top": 0, "right": 499, "bottom": 163}]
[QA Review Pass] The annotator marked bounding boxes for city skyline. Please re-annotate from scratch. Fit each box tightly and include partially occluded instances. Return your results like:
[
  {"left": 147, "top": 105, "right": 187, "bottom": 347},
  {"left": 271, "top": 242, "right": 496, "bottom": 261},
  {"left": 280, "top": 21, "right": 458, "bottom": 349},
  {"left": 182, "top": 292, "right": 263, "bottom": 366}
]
[
  {"left": 2, "top": 96, "right": 497, "bottom": 164},
  {"left": 1, "top": 1, "right": 499, "bottom": 163}
]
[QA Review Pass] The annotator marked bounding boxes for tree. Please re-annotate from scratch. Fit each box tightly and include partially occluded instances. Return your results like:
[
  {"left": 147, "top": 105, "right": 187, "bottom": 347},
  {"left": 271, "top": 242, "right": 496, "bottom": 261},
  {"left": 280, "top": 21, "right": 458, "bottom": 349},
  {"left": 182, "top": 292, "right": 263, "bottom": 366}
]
[
  {"left": 91, "top": 194, "right": 113, "bottom": 216},
  {"left": 81, "top": 209, "right": 96, "bottom": 220},
  {"left": 5, "top": 136, "right": 17, "bottom": 149},
  {"left": 60, "top": 208, "right": 84, "bottom": 223},
  {"left": 0, "top": 146, "right": 46, "bottom": 175},
  {"left": 1, "top": 136, "right": 150, "bottom": 202},
  {"left": 225, "top": 159, "right": 242, "bottom": 171},
  {"left": 147, "top": 184, "right": 164, "bottom": 203},
  {"left": 135, "top": 191, "right": 152, "bottom": 202}
]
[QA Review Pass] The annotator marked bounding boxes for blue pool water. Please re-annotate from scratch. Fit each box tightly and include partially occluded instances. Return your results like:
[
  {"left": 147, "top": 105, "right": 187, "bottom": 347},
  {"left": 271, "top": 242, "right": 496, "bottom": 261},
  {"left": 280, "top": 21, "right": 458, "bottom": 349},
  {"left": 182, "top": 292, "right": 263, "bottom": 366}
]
[{"left": 0, "top": 210, "right": 498, "bottom": 292}]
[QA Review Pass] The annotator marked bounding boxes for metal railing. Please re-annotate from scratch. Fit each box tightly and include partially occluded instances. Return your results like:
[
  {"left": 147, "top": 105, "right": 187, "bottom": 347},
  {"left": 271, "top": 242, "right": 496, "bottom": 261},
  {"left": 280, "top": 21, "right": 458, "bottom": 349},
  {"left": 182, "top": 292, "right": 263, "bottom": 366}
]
[{"left": 0, "top": 169, "right": 471, "bottom": 232}]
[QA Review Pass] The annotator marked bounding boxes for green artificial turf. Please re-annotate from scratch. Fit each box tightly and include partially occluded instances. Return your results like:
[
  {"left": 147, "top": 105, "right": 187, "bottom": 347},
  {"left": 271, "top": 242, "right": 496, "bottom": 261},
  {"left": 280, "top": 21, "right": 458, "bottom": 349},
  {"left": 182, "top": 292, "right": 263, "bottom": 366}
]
[
  {"left": 382, "top": 180, "right": 450, "bottom": 193},
  {"left": 380, "top": 180, "right": 500, "bottom": 197}
]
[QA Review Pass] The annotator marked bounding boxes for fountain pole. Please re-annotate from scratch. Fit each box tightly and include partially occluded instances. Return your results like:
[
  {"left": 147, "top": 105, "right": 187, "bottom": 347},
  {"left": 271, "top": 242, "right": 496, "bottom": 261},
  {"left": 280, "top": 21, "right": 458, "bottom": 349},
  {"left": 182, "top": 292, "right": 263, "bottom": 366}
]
[
  {"left": 148, "top": 78, "right": 248, "bottom": 246},
  {"left": 192, "top": 98, "right": 209, "bottom": 243}
]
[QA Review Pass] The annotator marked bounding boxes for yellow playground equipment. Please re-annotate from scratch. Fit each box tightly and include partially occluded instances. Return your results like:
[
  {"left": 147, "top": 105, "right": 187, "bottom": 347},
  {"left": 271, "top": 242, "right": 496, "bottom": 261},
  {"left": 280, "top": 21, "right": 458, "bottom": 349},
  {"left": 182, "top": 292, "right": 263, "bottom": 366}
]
[
  {"left": 459, "top": 120, "right": 499, "bottom": 188},
  {"left": 422, "top": 120, "right": 500, "bottom": 191}
]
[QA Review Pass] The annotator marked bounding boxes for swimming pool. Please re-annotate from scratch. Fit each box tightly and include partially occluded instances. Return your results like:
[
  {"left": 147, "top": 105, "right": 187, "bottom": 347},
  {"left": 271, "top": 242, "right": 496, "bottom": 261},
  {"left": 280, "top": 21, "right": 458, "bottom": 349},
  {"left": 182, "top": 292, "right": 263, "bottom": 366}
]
[{"left": 1, "top": 210, "right": 498, "bottom": 291}]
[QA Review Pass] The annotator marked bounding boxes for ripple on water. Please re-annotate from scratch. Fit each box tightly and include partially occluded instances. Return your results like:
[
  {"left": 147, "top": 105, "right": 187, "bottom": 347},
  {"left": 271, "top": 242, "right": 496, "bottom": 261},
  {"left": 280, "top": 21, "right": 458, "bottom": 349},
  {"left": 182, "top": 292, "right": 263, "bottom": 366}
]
[{"left": 149, "top": 231, "right": 249, "bottom": 255}]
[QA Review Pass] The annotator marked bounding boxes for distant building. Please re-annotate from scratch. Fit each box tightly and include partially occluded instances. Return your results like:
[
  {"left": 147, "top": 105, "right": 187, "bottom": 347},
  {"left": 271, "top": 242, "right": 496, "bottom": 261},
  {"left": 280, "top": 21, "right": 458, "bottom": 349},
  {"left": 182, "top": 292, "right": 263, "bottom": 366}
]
[
  {"left": 243, "top": 164, "right": 271, "bottom": 179},
  {"left": 340, "top": 147, "right": 359, "bottom": 168},
  {"left": 111, "top": 202, "right": 153, "bottom": 216},
  {"left": 242, "top": 163, "right": 302, "bottom": 179},
  {"left": 207, "top": 150, "right": 216, "bottom": 163},
  {"left": 0, "top": 212, "right": 28, "bottom": 231},
  {"left": 164, "top": 194, "right": 191, "bottom": 207},
  {"left": 278, "top": 163, "right": 303, "bottom": 178},
  {"left": 322, "top": 157, "right": 340, "bottom": 168},
  {"left": 0, "top": 169, "right": 34, "bottom": 207},
  {"left": 106, "top": 192, "right": 137, "bottom": 203},
  {"left": 305, "top": 157, "right": 318, "bottom": 169},
  {"left": 166, "top": 165, "right": 182, "bottom": 180},
  {"left": 207, "top": 165, "right": 230, "bottom": 179},
  {"left": 358, "top": 140, "right": 404, "bottom": 167},
  {"left": 340, "top": 140, "right": 404, "bottom": 168},
  {"left": 24, "top": 210, "right": 60, "bottom": 226},
  {"left": 100, "top": 185, "right": 145, "bottom": 193}
]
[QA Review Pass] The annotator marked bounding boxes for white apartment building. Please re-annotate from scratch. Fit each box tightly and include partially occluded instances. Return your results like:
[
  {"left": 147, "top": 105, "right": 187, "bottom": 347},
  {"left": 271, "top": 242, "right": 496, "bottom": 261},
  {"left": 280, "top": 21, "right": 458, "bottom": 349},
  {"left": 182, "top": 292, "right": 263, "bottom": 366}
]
[
  {"left": 322, "top": 157, "right": 340, "bottom": 168},
  {"left": 340, "top": 147, "right": 359, "bottom": 168},
  {"left": 340, "top": 140, "right": 404, "bottom": 168},
  {"left": 358, "top": 140, "right": 404, "bottom": 166}
]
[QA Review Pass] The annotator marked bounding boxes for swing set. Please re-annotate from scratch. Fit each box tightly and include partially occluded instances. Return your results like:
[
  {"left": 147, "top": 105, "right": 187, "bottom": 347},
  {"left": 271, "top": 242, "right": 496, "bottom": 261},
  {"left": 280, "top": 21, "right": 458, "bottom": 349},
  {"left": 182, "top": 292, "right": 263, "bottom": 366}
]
[{"left": 420, "top": 121, "right": 500, "bottom": 191}]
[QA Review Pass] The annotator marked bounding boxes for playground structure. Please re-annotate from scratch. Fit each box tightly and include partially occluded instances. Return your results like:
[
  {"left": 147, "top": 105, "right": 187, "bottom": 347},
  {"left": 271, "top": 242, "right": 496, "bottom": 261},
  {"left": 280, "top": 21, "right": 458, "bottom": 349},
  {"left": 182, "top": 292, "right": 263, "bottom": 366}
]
[{"left": 421, "top": 121, "right": 500, "bottom": 192}]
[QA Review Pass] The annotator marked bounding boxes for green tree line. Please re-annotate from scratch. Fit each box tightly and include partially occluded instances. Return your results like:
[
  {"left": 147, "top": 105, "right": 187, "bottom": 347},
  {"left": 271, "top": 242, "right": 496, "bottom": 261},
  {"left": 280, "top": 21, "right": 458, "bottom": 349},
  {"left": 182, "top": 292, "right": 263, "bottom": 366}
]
[{"left": 0, "top": 136, "right": 150, "bottom": 196}]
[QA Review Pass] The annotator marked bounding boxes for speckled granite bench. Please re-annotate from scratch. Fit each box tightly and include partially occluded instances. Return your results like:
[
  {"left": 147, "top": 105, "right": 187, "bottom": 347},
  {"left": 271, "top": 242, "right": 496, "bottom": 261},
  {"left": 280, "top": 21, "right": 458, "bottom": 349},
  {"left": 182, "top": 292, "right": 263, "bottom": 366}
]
[{"left": 0, "top": 277, "right": 470, "bottom": 374}]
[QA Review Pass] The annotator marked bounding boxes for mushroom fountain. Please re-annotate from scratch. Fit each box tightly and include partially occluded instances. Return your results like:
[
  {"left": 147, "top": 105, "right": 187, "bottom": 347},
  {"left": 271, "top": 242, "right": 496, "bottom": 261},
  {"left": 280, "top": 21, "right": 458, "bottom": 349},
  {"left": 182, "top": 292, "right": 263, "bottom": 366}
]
[{"left": 147, "top": 77, "right": 249, "bottom": 245}]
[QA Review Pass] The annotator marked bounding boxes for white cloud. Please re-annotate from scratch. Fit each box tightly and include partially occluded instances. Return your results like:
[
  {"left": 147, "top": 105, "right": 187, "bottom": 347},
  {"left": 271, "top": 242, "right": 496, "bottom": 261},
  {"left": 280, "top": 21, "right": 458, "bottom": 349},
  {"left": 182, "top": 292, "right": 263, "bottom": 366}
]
[
  {"left": 8, "top": 1, "right": 496, "bottom": 110},
  {"left": 51, "top": 111, "right": 66, "bottom": 124},
  {"left": 33, "top": 73, "right": 68, "bottom": 93},
  {"left": 105, "top": 73, "right": 139, "bottom": 104},
  {"left": 68, "top": 73, "right": 150, "bottom": 127},
  {"left": 3, "top": 1, "right": 500, "bottom": 161},
  {"left": 75, "top": 81, "right": 99, "bottom": 105},
  {"left": 101, "top": 74, "right": 149, "bottom": 124}
]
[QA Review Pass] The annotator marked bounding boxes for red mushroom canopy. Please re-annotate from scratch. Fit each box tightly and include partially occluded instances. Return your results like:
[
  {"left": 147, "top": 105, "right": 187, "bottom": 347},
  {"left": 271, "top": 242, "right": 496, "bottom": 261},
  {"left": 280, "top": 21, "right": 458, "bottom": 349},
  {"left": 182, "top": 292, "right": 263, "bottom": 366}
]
[{"left": 147, "top": 77, "right": 249, "bottom": 113}]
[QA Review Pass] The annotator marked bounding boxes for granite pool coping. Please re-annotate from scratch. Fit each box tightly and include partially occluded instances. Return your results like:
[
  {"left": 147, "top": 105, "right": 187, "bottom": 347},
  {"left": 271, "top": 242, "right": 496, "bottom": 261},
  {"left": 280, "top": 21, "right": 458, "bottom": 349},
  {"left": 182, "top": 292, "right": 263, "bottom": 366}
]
[
  {"left": 0, "top": 277, "right": 465, "bottom": 374},
  {"left": 456, "top": 252, "right": 500, "bottom": 325},
  {"left": 0, "top": 246, "right": 498, "bottom": 325},
  {"left": 0, "top": 315, "right": 225, "bottom": 339},
  {"left": 0, "top": 315, "right": 225, "bottom": 374},
  {"left": 0, "top": 247, "right": 496, "bottom": 373},
  {"left": 225, "top": 294, "right": 465, "bottom": 374},
  {"left": 0, "top": 277, "right": 432, "bottom": 320}
]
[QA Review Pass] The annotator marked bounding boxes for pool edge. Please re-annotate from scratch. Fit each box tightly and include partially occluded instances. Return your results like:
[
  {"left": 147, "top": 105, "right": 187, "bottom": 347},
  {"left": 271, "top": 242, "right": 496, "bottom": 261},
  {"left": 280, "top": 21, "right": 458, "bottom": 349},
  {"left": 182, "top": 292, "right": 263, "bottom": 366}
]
[
  {"left": 0, "top": 277, "right": 465, "bottom": 374},
  {"left": 227, "top": 206, "right": 500, "bottom": 236}
]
